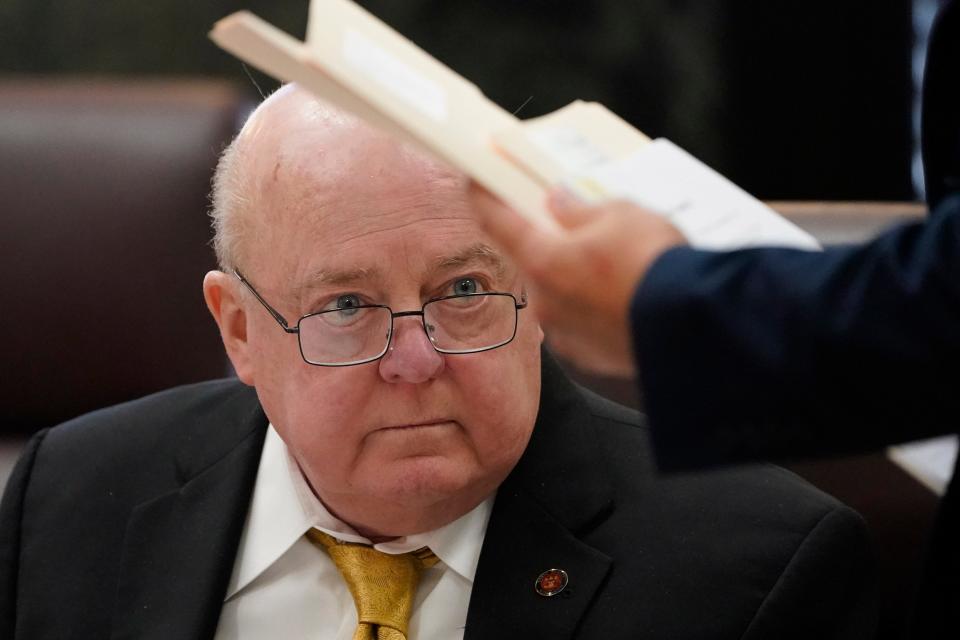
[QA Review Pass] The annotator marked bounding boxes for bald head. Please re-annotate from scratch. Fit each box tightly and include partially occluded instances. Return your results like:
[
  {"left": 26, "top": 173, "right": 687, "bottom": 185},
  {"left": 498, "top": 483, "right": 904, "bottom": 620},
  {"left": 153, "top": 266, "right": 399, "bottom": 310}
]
[
  {"left": 202, "top": 86, "right": 541, "bottom": 540},
  {"left": 209, "top": 84, "right": 460, "bottom": 271}
]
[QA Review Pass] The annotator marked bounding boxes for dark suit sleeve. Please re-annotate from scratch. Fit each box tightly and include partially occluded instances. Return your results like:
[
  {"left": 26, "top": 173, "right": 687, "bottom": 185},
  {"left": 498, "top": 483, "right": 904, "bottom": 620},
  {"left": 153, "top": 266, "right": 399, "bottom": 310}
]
[
  {"left": 0, "top": 429, "right": 48, "bottom": 639},
  {"left": 742, "top": 506, "right": 876, "bottom": 639},
  {"left": 632, "top": 193, "right": 960, "bottom": 470}
]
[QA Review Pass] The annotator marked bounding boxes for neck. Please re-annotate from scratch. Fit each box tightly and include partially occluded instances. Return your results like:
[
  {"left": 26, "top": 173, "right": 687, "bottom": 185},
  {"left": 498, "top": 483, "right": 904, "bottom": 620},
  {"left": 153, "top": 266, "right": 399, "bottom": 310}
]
[
  {"left": 314, "top": 482, "right": 497, "bottom": 542},
  {"left": 362, "top": 532, "right": 401, "bottom": 544},
  {"left": 320, "top": 495, "right": 463, "bottom": 541}
]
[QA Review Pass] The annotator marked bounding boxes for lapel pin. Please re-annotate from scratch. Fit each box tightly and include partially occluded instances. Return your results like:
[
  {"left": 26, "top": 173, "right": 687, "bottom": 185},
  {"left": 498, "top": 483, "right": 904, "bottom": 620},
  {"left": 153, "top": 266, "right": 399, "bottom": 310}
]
[{"left": 535, "top": 568, "right": 569, "bottom": 597}]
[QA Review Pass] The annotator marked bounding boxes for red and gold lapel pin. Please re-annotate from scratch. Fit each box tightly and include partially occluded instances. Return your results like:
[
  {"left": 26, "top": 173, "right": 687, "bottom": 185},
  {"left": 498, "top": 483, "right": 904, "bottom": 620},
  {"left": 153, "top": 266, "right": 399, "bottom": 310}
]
[{"left": 535, "top": 568, "right": 569, "bottom": 597}]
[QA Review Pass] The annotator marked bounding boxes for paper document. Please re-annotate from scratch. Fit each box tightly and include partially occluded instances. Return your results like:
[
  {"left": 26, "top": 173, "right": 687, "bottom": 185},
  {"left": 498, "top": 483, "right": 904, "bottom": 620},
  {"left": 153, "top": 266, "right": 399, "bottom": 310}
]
[
  {"left": 573, "top": 140, "right": 819, "bottom": 250},
  {"left": 210, "top": 0, "right": 817, "bottom": 249}
]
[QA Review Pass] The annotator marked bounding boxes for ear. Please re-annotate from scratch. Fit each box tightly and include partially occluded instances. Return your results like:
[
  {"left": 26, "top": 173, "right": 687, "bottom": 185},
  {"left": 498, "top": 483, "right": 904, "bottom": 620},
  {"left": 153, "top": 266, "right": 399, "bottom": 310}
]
[
  {"left": 520, "top": 284, "right": 545, "bottom": 344},
  {"left": 203, "top": 271, "right": 257, "bottom": 385}
]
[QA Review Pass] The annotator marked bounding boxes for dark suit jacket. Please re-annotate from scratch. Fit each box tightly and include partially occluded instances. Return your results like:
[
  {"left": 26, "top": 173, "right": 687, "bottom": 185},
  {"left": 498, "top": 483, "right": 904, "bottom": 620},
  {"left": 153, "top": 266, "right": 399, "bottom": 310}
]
[
  {"left": 632, "top": 1, "right": 959, "bottom": 635},
  {"left": 0, "top": 357, "right": 874, "bottom": 638}
]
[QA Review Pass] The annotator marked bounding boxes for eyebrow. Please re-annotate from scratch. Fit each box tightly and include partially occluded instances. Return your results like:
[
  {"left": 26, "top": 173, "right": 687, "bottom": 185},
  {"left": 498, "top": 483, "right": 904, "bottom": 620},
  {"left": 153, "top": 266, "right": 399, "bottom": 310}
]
[
  {"left": 291, "top": 243, "right": 508, "bottom": 303},
  {"left": 433, "top": 243, "right": 508, "bottom": 279},
  {"left": 292, "top": 266, "right": 385, "bottom": 303}
]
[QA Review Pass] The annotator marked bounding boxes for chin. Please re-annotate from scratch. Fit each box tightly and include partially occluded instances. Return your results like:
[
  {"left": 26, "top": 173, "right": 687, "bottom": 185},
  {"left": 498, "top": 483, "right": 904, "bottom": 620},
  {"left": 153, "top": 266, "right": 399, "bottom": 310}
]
[{"left": 374, "top": 455, "right": 485, "bottom": 505}]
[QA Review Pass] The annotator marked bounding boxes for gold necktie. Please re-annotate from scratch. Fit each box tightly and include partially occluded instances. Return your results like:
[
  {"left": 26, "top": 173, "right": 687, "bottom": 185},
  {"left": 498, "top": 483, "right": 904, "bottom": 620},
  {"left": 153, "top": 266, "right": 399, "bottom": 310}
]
[{"left": 307, "top": 528, "right": 439, "bottom": 640}]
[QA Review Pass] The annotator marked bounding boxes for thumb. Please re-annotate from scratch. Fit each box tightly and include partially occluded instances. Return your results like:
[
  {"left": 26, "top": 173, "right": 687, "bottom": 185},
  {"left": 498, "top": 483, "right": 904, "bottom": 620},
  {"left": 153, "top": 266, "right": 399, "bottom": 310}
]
[
  {"left": 468, "top": 181, "right": 537, "bottom": 256},
  {"left": 547, "top": 187, "right": 595, "bottom": 230}
]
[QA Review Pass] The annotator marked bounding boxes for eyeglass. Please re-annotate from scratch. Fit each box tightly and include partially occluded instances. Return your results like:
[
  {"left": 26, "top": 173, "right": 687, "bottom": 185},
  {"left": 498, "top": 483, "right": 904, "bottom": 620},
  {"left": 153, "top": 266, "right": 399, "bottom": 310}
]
[{"left": 233, "top": 270, "right": 528, "bottom": 367}]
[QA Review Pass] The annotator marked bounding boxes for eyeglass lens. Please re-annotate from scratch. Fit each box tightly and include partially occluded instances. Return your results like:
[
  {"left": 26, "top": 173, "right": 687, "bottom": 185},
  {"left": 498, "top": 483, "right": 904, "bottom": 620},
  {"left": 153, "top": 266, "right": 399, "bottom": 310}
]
[{"left": 296, "top": 294, "right": 517, "bottom": 365}]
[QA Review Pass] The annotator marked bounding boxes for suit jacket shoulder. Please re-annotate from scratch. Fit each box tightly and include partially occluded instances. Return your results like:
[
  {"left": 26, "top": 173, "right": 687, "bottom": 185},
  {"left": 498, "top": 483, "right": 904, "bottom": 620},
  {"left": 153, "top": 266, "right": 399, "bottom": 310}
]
[
  {"left": 467, "top": 361, "right": 875, "bottom": 639},
  {"left": 28, "top": 379, "right": 260, "bottom": 480},
  {"left": 0, "top": 379, "right": 267, "bottom": 640}
]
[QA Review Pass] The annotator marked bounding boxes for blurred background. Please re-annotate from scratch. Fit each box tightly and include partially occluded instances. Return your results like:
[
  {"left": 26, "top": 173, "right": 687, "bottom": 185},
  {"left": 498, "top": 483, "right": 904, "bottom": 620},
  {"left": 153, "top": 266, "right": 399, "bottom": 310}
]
[
  {"left": 0, "top": 0, "right": 921, "bottom": 199},
  {"left": 0, "top": 2, "right": 950, "bottom": 638}
]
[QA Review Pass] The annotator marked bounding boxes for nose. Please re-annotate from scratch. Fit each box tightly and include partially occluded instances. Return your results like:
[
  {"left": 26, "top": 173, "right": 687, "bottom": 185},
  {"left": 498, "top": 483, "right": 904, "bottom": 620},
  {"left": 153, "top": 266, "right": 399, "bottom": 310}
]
[{"left": 378, "top": 315, "right": 445, "bottom": 384}]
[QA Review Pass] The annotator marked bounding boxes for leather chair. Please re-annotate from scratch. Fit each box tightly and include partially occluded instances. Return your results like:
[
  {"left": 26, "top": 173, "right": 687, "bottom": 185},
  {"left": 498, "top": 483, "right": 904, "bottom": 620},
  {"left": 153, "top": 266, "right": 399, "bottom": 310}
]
[{"left": 0, "top": 78, "right": 250, "bottom": 433}]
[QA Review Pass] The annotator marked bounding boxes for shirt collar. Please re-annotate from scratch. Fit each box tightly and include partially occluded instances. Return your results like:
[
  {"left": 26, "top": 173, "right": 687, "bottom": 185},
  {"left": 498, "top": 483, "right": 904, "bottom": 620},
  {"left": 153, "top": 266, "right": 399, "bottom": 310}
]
[{"left": 225, "top": 424, "right": 493, "bottom": 600}]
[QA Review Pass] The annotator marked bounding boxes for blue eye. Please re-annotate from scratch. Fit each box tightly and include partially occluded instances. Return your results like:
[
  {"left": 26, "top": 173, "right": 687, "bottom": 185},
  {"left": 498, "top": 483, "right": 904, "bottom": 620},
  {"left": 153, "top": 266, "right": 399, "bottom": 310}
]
[
  {"left": 337, "top": 294, "right": 361, "bottom": 315},
  {"left": 452, "top": 278, "right": 479, "bottom": 296},
  {"left": 336, "top": 294, "right": 360, "bottom": 308},
  {"left": 325, "top": 294, "right": 361, "bottom": 316}
]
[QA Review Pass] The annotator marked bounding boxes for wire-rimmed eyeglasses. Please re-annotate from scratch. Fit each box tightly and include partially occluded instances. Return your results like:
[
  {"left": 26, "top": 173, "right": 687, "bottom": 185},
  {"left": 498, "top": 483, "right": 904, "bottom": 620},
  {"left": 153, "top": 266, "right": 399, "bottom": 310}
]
[{"left": 233, "top": 270, "right": 528, "bottom": 367}]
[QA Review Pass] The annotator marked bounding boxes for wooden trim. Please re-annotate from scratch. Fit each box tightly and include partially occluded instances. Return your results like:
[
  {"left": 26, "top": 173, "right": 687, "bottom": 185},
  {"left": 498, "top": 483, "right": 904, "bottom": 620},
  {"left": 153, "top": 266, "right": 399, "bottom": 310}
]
[{"left": 766, "top": 201, "right": 926, "bottom": 220}]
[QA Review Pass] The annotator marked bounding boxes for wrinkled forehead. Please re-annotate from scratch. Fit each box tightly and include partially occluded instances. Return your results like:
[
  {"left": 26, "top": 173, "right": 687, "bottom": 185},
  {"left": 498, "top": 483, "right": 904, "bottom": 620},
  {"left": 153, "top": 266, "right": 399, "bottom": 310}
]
[
  {"left": 248, "top": 108, "right": 450, "bottom": 211},
  {"left": 242, "top": 107, "right": 513, "bottom": 297},
  {"left": 253, "top": 130, "right": 473, "bottom": 242}
]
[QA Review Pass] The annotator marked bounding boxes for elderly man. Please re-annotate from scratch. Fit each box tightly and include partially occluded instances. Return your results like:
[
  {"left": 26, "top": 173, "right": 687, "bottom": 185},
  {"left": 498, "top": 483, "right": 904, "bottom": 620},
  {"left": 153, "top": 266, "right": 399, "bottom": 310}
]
[{"left": 0, "top": 85, "right": 875, "bottom": 639}]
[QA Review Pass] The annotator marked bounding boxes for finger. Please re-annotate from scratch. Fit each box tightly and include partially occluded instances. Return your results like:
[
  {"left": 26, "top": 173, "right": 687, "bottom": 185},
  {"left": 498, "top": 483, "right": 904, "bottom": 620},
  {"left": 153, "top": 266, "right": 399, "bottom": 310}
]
[
  {"left": 546, "top": 188, "right": 597, "bottom": 230},
  {"left": 545, "top": 329, "right": 637, "bottom": 378},
  {"left": 469, "top": 182, "right": 574, "bottom": 282},
  {"left": 546, "top": 186, "right": 584, "bottom": 210},
  {"left": 524, "top": 289, "right": 555, "bottom": 327},
  {"left": 542, "top": 330, "right": 600, "bottom": 372},
  {"left": 468, "top": 182, "right": 537, "bottom": 256}
]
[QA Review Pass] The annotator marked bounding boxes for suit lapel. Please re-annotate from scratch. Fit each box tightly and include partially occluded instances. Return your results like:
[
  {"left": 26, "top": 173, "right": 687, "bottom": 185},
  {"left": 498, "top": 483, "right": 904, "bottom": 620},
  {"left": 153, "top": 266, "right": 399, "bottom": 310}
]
[
  {"left": 465, "top": 354, "right": 615, "bottom": 640},
  {"left": 111, "top": 384, "right": 268, "bottom": 640}
]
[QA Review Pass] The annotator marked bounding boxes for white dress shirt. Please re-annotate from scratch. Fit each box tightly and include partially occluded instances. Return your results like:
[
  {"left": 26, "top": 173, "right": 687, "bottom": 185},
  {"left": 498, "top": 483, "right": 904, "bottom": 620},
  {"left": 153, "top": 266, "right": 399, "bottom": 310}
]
[{"left": 214, "top": 426, "right": 493, "bottom": 640}]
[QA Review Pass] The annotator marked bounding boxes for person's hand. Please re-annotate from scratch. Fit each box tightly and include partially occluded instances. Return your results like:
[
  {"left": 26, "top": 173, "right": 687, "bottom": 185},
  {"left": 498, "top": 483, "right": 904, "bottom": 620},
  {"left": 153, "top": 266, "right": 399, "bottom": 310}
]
[{"left": 469, "top": 184, "right": 686, "bottom": 377}]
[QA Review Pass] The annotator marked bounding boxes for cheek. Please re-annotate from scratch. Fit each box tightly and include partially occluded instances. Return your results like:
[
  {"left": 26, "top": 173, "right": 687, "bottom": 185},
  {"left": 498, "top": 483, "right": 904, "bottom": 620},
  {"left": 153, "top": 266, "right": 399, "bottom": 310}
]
[
  {"left": 447, "top": 341, "right": 542, "bottom": 465},
  {"left": 256, "top": 352, "right": 381, "bottom": 472},
  {"left": 275, "top": 369, "right": 389, "bottom": 499},
  {"left": 245, "top": 312, "right": 302, "bottom": 379},
  {"left": 285, "top": 367, "right": 378, "bottom": 438}
]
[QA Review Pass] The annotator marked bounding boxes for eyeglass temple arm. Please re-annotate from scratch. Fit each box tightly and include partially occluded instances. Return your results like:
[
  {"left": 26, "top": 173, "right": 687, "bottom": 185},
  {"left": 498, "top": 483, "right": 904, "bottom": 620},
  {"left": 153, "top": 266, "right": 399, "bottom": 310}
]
[{"left": 232, "top": 270, "right": 299, "bottom": 334}]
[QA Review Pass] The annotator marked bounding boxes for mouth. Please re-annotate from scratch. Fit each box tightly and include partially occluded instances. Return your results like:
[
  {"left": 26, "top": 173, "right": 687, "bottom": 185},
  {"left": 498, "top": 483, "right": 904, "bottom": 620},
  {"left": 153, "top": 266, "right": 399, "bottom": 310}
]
[{"left": 381, "top": 419, "right": 454, "bottom": 432}]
